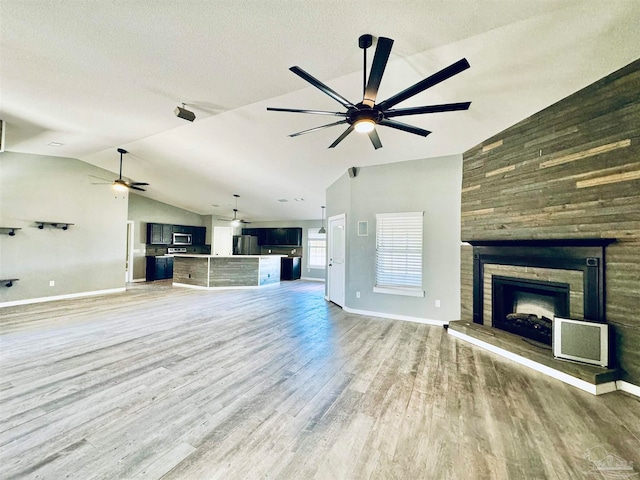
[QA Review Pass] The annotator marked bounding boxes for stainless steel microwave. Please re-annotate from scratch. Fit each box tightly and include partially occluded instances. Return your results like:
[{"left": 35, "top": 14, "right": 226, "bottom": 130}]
[{"left": 172, "top": 233, "right": 192, "bottom": 245}]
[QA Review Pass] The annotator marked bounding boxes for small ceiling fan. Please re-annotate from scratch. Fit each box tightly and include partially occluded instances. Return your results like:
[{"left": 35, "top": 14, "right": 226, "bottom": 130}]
[
  {"left": 96, "top": 148, "right": 149, "bottom": 191},
  {"left": 230, "top": 194, "right": 250, "bottom": 226},
  {"left": 267, "top": 34, "right": 471, "bottom": 149}
]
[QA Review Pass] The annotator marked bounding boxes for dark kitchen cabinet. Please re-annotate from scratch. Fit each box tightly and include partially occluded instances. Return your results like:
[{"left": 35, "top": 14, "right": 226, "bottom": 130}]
[
  {"left": 192, "top": 227, "right": 206, "bottom": 246},
  {"left": 280, "top": 257, "right": 301, "bottom": 281},
  {"left": 147, "top": 223, "right": 172, "bottom": 245},
  {"left": 265, "top": 228, "right": 282, "bottom": 246},
  {"left": 146, "top": 256, "right": 174, "bottom": 281},
  {"left": 285, "top": 228, "right": 302, "bottom": 246},
  {"left": 244, "top": 227, "right": 302, "bottom": 246},
  {"left": 172, "top": 225, "right": 190, "bottom": 234},
  {"left": 147, "top": 223, "right": 206, "bottom": 246}
]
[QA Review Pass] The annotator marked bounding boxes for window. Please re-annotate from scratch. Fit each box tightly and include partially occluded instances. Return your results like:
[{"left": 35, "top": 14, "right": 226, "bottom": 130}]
[
  {"left": 307, "top": 228, "right": 326, "bottom": 268},
  {"left": 374, "top": 212, "right": 424, "bottom": 297}
]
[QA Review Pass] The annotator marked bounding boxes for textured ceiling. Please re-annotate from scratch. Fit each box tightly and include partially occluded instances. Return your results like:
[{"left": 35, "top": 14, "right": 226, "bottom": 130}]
[{"left": 1, "top": 1, "right": 639, "bottom": 222}]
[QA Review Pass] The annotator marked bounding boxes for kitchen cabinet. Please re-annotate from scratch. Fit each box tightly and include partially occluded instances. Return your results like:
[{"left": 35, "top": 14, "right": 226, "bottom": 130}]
[
  {"left": 242, "top": 227, "right": 302, "bottom": 246},
  {"left": 147, "top": 223, "right": 172, "bottom": 245},
  {"left": 280, "top": 257, "right": 301, "bottom": 281},
  {"left": 192, "top": 226, "right": 206, "bottom": 246},
  {"left": 146, "top": 256, "right": 174, "bottom": 281},
  {"left": 147, "top": 223, "right": 206, "bottom": 246}
]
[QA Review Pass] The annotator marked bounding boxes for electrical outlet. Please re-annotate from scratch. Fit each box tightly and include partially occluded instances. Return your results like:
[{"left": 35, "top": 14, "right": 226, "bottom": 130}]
[
  {"left": 435, "top": 299, "right": 441, "bottom": 308},
  {"left": 49, "top": 280, "right": 55, "bottom": 287},
  {"left": 356, "top": 291, "right": 360, "bottom": 298}
]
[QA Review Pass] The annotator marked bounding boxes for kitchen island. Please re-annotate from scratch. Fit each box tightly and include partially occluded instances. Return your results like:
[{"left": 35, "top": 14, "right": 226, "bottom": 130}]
[{"left": 172, "top": 254, "right": 282, "bottom": 289}]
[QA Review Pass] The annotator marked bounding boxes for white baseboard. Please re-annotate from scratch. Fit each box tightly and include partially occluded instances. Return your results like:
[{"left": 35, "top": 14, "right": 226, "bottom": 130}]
[
  {"left": 343, "top": 306, "right": 448, "bottom": 327},
  {"left": 300, "top": 277, "right": 325, "bottom": 282},
  {"left": 447, "top": 328, "right": 621, "bottom": 396},
  {"left": 0, "top": 287, "right": 126, "bottom": 308},
  {"left": 173, "top": 282, "right": 279, "bottom": 290},
  {"left": 131, "top": 278, "right": 147, "bottom": 283},
  {"left": 616, "top": 380, "right": 640, "bottom": 398}
]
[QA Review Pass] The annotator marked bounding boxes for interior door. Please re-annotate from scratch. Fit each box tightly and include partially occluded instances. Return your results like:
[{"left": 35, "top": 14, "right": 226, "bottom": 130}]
[
  {"left": 213, "top": 226, "right": 233, "bottom": 256},
  {"left": 125, "top": 221, "right": 134, "bottom": 282},
  {"left": 328, "top": 213, "right": 346, "bottom": 307}
]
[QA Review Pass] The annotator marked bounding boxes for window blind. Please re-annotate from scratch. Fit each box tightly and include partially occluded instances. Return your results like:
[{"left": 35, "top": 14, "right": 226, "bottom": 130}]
[
  {"left": 375, "top": 212, "right": 423, "bottom": 290},
  {"left": 307, "top": 228, "right": 326, "bottom": 268}
]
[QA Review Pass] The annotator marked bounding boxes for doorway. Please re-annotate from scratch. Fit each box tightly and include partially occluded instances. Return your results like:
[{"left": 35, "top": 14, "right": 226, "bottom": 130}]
[
  {"left": 213, "top": 226, "right": 233, "bottom": 256},
  {"left": 327, "top": 213, "right": 346, "bottom": 307}
]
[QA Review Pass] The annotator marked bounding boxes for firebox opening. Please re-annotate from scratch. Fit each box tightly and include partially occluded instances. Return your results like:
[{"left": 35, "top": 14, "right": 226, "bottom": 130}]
[{"left": 492, "top": 276, "right": 570, "bottom": 346}]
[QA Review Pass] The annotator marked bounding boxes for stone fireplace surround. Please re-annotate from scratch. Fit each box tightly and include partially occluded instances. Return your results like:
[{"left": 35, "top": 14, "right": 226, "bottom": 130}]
[
  {"left": 470, "top": 239, "right": 612, "bottom": 327},
  {"left": 448, "top": 238, "right": 620, "bottom": 395}
]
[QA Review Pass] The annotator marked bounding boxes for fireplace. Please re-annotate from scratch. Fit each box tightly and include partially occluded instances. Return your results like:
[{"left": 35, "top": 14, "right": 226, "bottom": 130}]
[
  {"left": 469, "top": 239, "right": 613, "bottom": 344},
  {"left": 492, "top": 275, "right": 570, "bottom": 345}
]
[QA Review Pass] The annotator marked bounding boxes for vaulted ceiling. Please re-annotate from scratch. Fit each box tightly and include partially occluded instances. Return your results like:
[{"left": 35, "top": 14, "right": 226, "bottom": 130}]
[{"left": 2, "top": 1, "right": 639, "bottom": 222}]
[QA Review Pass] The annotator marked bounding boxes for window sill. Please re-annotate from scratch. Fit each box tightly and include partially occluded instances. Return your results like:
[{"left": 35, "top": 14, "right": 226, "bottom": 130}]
[
  {"left": 373, "top": 286, "right": 425, "bottom": 297},
  {"left": 307, "top": 265, "right": 326, "bottom": 270}
]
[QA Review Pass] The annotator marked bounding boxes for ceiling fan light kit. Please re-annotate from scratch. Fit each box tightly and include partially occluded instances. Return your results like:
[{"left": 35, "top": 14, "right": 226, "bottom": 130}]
[
  {"left": 267, "top": 34, "right": 471, "bottom": 149},
  {"left": 175, "top": 103, "right": 196, "bottom": 122},
  {"left": 108, "top": 148, "right": 149, "bottom": 192}
]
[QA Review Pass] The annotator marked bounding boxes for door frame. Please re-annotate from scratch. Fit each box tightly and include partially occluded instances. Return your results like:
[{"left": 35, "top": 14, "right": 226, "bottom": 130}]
[
  {"left": 327, "top": 213, "right": 346, "bottom": 307},
  {"left": 125, "top": 221, "right": 135, "bottom": 283}
]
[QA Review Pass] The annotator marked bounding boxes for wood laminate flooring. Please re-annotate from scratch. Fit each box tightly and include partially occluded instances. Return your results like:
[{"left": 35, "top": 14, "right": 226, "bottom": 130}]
[{"left": 1, "top": 281, "right": 639, "bottom": 479}]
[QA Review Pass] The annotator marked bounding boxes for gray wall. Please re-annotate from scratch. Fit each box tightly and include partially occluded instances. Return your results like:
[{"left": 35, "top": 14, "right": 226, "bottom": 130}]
[
  {"left": 327, "top": 154, "right": 462, "bottom": 322},
  {"left": 127, "top": 193, "right": 208, "bottom": 281},
  {"left": 0, "top": 152, "right": 128, "bottom": 304},
  {"left": 247, "top": 220, "right": 326, "bottom": 281}
]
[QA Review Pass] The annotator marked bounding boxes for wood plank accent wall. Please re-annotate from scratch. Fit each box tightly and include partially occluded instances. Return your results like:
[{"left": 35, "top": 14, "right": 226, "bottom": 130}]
[{"left": 460, "top": 59, "right": 640, "bottom": 385}]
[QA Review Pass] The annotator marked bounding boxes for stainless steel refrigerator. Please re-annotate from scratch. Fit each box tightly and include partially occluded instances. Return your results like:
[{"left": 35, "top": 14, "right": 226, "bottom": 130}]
[{"left": 233, "top": 235, "right": 259, "bottom": 255}]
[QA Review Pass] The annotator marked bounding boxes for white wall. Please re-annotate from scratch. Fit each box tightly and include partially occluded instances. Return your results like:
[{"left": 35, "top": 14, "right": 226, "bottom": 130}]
[
  {"left": 0, "top": 152, "right": 128, "bottom": 304},
  {"left": 327, "top": 154, "right": 462, "bottom": 322}
]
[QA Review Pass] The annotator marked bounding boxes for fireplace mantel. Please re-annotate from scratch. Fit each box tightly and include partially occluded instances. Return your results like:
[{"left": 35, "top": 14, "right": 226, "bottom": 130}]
[
  {"left": 470, "top": 238, "right": 615, "bottom": 327},
  {"left": 467, "top": 239, "right": 616, "bottom": 248}
]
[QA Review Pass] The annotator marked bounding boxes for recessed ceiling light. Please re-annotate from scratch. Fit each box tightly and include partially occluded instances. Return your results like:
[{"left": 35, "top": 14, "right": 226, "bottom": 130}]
[
  {"left": 277, "top": 199, "right": 288, "bottom": 202},
  {"left": 211, "top": 204, "right": 220, "bottom": 207},
  {"left": 47, "top": 142, "right": 64, "bottom": 147},
  {"left": 294, "top": 198, "right": 305, "bottom": 202}
]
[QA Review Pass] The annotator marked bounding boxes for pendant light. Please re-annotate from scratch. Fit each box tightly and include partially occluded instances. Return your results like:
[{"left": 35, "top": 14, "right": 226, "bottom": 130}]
[
  {"left": 231, "top": 194, "right": 241, "bottom": 227},
  {"left": 318, "top": 205, "right": 326, "bottom": 234}
]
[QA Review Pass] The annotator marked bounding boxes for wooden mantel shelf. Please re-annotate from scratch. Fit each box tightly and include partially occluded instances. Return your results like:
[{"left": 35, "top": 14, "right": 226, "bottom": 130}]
[
  {"left": 466, "top": 238, "right": 616, "bottom": 247},
  {"left": 0, "top": 278, "right": 19, "bottom": 287}
]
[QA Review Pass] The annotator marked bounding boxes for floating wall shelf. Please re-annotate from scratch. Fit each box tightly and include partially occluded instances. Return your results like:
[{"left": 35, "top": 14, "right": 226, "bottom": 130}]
[
  {"left": 36, "top": 222, "right": 74, "bottom": 230},
  {"left": 0, "top": 278, "right": 19, "bottom": 287},
  {"left": 0, "top": 227, "right": 22, "bottom": 236}
]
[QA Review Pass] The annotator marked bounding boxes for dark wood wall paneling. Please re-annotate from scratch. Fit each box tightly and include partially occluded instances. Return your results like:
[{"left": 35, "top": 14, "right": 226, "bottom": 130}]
[{"left": 460, "top": 59, "right": 640, "bottom": 384}]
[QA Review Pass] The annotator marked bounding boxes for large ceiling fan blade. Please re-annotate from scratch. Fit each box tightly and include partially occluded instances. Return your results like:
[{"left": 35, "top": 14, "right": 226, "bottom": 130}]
[
  {"left": 129, "top": 186, "right": 146, "bottom": 192},
  {"left": 384, "top": 101, "right": 471, "bottom": 118},
  {"left": 377, "top": 58, "right": 470, "bottom": 111},
  {"left": 379, "top": 119, "right": 431, "bottom": 137},
  {"left": 289, "top": 66, "right": 356, "bottom": 109},
  {"left": 267, "top": 107, "right": 348, "bottom": 116},
  {"left": 328, "top": 125, "right": 354, "bottom": 149},
  {"left": 289, "top": 119, "right": 348, "bottom": 138},
  {"left": 130, "top": 182, "right": 149, "bottom": 186},
  {"left": 363, "top": 37, "right": 394, "bottom": 107},
  {"left": 368, "top": 128, "right": 383, "bottom": 149}
]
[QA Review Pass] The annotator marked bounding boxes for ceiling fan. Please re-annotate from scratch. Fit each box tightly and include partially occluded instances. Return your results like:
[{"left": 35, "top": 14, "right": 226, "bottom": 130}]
[
  {"left": 267, "top": 34, "right": 471, "bottom": 149},
  {"left": 108, "top": 148, "right": 149, "bottom": 191},
  {"left": 230, "top": 194, "right": 250, "bottom": 226}
]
